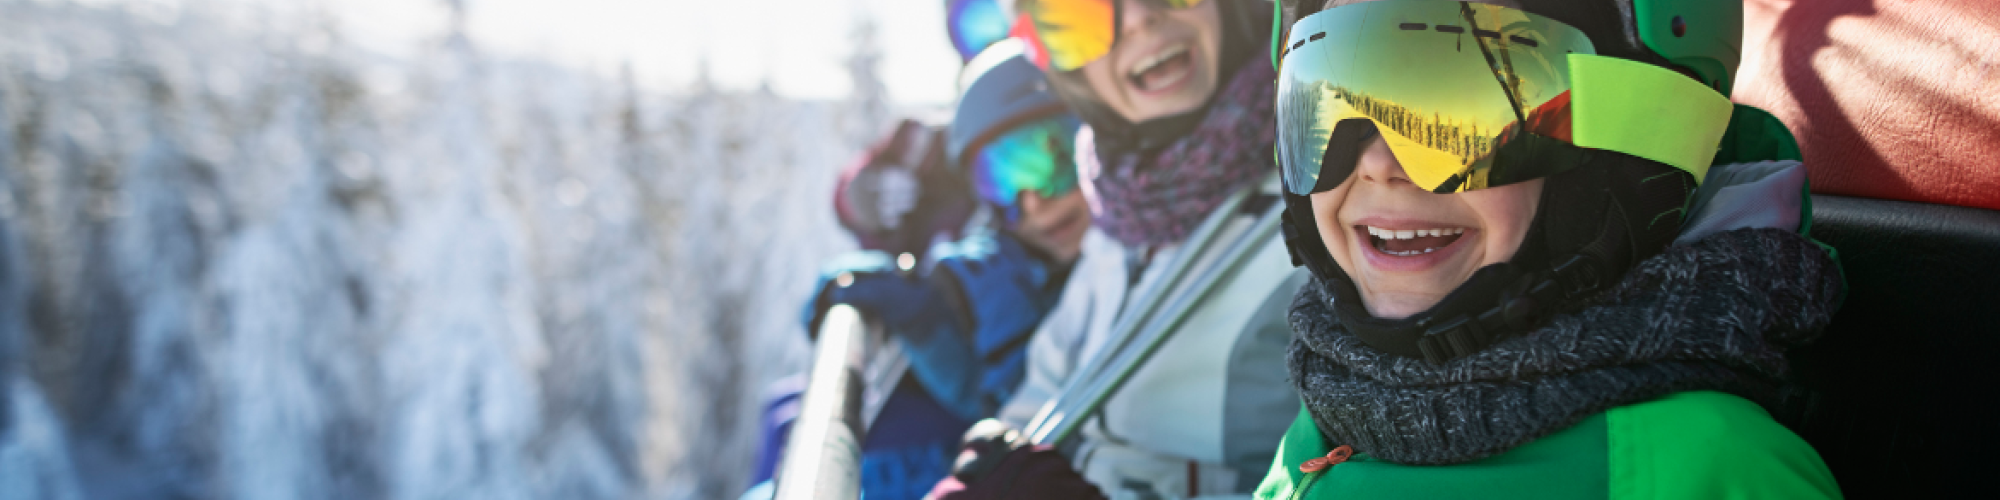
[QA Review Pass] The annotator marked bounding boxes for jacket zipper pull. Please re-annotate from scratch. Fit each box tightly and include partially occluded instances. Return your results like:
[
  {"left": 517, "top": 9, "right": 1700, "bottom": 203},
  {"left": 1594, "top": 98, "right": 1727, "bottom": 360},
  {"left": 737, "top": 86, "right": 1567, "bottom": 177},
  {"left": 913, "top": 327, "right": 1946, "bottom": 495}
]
[{"left": 1298, "top": 445, "right": 1354, "bottom": 473}]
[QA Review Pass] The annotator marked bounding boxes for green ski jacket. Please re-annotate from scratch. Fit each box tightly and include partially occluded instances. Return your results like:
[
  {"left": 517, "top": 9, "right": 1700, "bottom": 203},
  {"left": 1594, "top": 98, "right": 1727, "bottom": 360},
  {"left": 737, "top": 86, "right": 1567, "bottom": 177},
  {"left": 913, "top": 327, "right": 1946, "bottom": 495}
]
[{"left": 1254, "top": 391, "right": 1840, "bottom": 500}]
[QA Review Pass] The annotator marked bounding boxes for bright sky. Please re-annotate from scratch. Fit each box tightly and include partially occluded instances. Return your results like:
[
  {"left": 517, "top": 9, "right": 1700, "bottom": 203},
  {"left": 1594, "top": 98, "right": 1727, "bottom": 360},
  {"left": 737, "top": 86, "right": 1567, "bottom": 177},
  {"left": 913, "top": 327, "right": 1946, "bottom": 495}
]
[{"left": 109, "top": 0, "right": 967, "bottom": 105}]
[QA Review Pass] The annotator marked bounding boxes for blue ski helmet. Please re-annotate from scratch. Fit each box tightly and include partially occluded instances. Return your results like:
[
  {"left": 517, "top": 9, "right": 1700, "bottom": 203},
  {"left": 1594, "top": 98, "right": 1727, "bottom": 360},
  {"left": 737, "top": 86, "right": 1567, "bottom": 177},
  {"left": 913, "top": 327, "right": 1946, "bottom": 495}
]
[{"left": 949, "top": 39, "right": 1084, "bottom": 222}]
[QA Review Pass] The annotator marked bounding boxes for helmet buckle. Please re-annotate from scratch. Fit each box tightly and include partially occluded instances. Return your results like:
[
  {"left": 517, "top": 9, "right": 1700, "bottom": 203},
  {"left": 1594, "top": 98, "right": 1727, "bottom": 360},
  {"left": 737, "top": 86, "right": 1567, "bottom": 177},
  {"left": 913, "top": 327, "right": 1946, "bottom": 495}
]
[
  {"left": 1418, "top": 318, "right": 1460, "bottom": 365},
  {"left": 1501, "top": 294, "right": 1540, "bottom": 329},
  {"left": 1418, "top": 316, "right": 1495, "bottom": 365},
  {"left": 1551, "top": 255, "right": 1604, "bottom": 299}
]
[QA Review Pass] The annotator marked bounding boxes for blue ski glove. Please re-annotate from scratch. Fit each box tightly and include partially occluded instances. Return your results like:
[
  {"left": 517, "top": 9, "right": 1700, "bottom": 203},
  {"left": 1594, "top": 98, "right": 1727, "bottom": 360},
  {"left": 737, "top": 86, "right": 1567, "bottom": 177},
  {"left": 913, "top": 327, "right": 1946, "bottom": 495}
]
[
  {"left": 801, "top": 251, "right": 964, "bottom": 338},
  {"left": 801, "top": 251, "right": 984, "bottom": 422}
]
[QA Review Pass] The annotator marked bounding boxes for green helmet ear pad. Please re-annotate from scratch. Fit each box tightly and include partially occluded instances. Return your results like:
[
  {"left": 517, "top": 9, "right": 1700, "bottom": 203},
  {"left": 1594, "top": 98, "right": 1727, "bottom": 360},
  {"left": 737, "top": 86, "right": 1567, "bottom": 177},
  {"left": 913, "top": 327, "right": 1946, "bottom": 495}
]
[{"left": 1633, "top": 0, "right": 1743, "bottom": 94}]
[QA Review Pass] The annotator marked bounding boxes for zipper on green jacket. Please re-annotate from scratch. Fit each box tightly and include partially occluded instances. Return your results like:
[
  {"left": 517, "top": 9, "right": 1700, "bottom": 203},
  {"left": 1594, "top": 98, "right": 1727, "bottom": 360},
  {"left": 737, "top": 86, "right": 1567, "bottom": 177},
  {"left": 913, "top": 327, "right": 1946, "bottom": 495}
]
[{"left": 1287, "top": 470, "right": 1324, "bottom": 500}]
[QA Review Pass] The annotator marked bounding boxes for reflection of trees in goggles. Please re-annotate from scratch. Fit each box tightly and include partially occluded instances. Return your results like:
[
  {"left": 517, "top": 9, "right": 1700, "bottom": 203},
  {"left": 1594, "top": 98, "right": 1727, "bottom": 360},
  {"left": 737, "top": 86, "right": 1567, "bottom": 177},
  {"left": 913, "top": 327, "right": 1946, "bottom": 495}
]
[
  {"left": 1276, "top": 2, "right": 1594, "bottom": 194},
  {"left": 969, "top": 116, "right": 1083, "bottom": 221},
  {"left": 1277, "top": 1, "right": 1732, "bottom": 196},
  {"left": 1020, "top": 0, "right": 1208, "bottom": 71}
]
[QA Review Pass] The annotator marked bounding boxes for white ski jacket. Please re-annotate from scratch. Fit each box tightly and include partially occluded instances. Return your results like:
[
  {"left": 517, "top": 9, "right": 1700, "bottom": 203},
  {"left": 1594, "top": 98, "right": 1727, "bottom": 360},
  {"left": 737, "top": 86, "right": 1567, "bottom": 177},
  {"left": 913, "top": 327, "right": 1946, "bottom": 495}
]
[{"left": 998, "top": 186, "right": 1304, "bottom": 500}]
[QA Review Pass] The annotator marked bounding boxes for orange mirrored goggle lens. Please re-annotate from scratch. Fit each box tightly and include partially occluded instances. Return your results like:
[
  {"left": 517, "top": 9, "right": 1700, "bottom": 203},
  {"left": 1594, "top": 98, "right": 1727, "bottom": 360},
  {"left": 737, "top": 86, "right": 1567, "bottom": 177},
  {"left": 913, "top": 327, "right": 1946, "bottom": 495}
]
[{"left": 1019, "top": 0, "right": 1207, "bottom": 71}]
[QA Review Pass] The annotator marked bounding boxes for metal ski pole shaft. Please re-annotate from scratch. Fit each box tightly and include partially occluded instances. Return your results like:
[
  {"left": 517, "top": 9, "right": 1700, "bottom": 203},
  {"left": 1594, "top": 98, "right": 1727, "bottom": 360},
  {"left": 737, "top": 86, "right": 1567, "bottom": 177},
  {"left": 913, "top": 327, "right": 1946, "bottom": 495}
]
[
  {"left": 1028, "top": 201, "right": 1285, "bottom": 447},
  {"left": 773, "top": 305, "right": 873, "bottom": 500},
  {"left": 1021, "top": 188, "right": 1249, "bottom": 436}
]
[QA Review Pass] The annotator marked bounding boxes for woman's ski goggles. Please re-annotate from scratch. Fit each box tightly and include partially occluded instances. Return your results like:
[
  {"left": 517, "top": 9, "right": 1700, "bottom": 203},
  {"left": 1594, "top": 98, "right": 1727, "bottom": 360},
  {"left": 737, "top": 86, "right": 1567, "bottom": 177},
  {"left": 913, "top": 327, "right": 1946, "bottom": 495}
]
[
  {"left": 967, "top": 115, "right": 1084, "bottom": 221},
  {"left": 1276, "top": 1, "right": 1734, "bottom": 195},
  {"left": 1017, "top": 0, "right": 1209, "bottom": 71}
]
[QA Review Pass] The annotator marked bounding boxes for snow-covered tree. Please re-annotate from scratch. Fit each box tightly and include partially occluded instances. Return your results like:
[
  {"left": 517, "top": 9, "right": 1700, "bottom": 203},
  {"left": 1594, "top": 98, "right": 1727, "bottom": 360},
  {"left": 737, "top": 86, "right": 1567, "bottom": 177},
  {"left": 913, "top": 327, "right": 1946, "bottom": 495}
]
[{"left": 0, "top": 1, "right": 894, "bottom": 498}]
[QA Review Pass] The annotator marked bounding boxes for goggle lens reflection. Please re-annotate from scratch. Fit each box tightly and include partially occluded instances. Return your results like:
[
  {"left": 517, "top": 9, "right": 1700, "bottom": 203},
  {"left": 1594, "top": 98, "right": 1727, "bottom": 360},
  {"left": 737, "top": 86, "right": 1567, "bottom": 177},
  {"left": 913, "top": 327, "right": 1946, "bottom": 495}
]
[
  {"left": 1018, "top": 0, "right": 1207, "bottom": 71},
  {"left": 1277, "top": 1, "right": 1595, "bottom": 194},
  {"left": 967, "top": 115, "right": 1084, "bottom": 221}
]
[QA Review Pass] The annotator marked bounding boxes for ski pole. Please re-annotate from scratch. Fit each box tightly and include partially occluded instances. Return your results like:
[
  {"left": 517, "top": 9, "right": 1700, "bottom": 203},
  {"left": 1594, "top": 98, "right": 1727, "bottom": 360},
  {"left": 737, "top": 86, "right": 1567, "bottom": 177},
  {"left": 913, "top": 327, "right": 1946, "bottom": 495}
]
[
  {"left": 772, "top": 304, "right": 873, "bottom": 500},
  {"left": 1021, "top": 187, "right": 1250, "bottom": 438},
  {"left": 1063, "top": 187, "right": 1248, "bottom": 388},
  {"left": 1026, "top": 192, "right": 1286, "bottom": 447}
]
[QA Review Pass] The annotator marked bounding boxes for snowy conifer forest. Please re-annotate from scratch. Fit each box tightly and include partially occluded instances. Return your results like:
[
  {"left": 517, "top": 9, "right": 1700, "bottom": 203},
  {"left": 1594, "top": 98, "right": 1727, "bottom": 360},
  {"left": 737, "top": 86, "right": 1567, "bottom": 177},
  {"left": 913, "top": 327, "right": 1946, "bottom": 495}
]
[{"left": 0, "top": 0, "right": 889, "bottom": 498}]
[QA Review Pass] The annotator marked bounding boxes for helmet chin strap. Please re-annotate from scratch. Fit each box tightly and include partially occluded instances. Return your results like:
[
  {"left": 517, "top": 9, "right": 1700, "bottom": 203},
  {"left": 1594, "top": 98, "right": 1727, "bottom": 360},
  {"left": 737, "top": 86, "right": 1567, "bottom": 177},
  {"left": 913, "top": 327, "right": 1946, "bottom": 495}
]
[
  {"left": 1327, "top": 262, "right": 1536, "bottom": 363},
  {"left": 1280, "top": 160, "right": 1645, "bottom": 365}
]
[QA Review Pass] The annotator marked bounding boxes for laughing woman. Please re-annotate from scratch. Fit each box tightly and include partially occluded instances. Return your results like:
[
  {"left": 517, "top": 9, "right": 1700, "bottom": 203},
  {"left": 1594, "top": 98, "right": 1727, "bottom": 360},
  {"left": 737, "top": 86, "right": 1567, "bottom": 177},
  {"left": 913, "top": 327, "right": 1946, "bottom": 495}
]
[{"left": 932, "top": 0, "right": 1307, "bottom": 499}]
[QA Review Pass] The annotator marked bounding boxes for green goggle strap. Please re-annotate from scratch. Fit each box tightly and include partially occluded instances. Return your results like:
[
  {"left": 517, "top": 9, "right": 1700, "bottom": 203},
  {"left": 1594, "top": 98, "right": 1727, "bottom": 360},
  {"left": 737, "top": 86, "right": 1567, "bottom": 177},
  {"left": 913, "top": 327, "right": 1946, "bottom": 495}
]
[
  {"left": 1569, "top": 54, "right": 1734, "bottom": 185},
  {"left": 1270, "top": 1, "right": 1283, "bottom": 69}
]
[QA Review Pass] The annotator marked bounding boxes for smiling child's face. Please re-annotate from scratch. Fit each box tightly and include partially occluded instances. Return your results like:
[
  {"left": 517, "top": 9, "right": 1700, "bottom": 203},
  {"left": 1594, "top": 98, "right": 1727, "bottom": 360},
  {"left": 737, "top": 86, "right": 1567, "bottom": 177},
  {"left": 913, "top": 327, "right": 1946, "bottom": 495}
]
[
  {"left": 1076, "top": 0, "right": 1223, "bottom": 123},
  {"left": 1310, "top": 135, "right": 1542, "bottom": 319},
  {"left": 1015, "top": 188, "right": 1092, "bottom": 264}
]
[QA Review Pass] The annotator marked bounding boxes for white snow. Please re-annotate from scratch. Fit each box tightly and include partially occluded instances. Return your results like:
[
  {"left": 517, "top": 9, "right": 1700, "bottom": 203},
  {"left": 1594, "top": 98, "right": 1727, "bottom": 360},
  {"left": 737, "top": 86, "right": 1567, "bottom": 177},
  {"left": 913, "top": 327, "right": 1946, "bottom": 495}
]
[{"left": 0, "top": 0, "right": 917, "bottom": 498}]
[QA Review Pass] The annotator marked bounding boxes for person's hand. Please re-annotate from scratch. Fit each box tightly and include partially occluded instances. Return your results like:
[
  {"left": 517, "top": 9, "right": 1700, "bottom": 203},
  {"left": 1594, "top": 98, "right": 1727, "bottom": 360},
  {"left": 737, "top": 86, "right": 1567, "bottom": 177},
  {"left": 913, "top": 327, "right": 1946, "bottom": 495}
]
[
  {"left": 924, "top": 419, "right": 1104, "bottom": 500},
  {"left": 800, "top": 251, "right": 990, "bottom": 421},
  {"left": 799, "top": 252, "right": 958, "bottom": 339}
]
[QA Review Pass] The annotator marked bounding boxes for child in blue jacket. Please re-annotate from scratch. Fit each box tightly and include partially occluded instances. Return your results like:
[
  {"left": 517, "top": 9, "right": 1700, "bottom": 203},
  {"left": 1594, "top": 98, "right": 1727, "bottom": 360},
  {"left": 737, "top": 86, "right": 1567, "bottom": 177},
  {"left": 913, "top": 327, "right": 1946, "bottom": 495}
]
[{"left": 751, "top": 41, "right": 1092, "bottom": 500}]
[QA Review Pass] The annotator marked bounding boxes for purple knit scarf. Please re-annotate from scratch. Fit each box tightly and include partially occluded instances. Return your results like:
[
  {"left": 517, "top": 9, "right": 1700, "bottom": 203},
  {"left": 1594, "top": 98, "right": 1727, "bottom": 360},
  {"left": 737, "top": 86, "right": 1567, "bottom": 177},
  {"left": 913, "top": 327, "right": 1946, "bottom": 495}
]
[{"left": 1077, "top": 62, "right": 1277, "bottom": 248}]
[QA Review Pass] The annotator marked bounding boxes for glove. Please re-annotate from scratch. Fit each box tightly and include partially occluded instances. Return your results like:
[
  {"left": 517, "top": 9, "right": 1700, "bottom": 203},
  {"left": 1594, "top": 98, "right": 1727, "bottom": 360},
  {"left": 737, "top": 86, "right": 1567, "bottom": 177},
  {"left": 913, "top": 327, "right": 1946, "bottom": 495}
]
[
  {"left": 799, "top": 252, "right": 962, "bottom": 339},
  {"left": 924, "top": 419, "right": 1105, "bottom": 500},
  {"left": 833, "top": 119, "right": 977, "bottom": 257},
  {"left": 799, "top": 251, "right": 985, "bottom": 422}
]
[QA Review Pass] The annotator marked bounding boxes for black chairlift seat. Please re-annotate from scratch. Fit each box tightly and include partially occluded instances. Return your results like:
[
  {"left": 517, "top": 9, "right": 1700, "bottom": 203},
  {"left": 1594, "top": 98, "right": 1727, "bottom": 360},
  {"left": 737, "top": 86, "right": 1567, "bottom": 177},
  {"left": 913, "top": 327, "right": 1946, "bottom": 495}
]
[
  {"left": 1730, "top": 1, "right": 2000, "bottom": 495},
  {"left": 1790, "top": 197, "right": 2000, "bottom": 497}
]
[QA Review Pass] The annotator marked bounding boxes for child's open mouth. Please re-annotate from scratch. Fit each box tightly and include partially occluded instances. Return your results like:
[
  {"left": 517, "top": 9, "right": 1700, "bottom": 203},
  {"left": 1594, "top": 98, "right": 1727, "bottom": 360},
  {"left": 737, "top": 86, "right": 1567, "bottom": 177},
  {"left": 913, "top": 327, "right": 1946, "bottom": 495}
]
[
  {"left": 1362, "top": 225, "right": 1465, "bottom": 256},
  {"left": 1127, "top": 43, "right": 1193, "bottom": 94}
]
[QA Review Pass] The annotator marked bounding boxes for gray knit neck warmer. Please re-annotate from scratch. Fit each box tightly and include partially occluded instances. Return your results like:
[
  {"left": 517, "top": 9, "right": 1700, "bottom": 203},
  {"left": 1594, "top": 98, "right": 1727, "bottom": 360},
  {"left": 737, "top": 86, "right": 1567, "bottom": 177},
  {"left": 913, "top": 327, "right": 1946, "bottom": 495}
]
[{"left": 1287, "top": 228, "right": 1843, "bottom": 465}]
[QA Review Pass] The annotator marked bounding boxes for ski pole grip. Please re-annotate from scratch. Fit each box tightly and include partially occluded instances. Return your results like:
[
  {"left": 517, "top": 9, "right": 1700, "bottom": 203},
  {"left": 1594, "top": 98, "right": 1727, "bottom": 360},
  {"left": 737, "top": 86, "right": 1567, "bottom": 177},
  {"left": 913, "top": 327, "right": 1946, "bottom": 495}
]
[{"left": 773, "top": 304, "right": 871, "bottom": 500}]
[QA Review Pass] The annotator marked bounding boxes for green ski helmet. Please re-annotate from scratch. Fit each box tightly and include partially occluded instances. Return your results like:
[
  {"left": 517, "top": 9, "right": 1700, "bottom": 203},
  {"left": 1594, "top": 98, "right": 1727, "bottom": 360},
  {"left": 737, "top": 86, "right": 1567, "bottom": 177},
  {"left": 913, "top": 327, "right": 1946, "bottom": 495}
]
[{"left": 1271, "top": 0, "right": 1756, "bottom": 364}]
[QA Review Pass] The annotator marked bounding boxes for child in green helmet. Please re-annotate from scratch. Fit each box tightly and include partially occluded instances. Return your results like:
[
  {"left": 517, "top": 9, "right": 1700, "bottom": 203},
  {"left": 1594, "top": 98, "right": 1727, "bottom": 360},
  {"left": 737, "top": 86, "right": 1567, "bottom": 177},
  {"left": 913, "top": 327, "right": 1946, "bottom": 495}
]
[{"left": 1257, "top": 0, "right": 1842, "bottom": 498}]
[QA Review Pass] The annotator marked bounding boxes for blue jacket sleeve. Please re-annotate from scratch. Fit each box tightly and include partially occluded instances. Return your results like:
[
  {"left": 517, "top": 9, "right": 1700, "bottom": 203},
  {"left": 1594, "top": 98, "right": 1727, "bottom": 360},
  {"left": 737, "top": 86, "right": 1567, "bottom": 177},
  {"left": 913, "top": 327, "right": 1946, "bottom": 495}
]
[
  {"left": 800, "top": 234, "right": 1067, "bottom": 423},
  {"left": 930, "top": 233, "right": 1067, "bottom": 417}
]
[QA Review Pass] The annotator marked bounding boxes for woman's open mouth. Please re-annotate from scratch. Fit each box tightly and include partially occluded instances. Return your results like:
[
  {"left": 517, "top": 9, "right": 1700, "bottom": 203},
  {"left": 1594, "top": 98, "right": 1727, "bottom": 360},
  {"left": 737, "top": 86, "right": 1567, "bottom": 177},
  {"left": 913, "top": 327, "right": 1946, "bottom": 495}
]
[
  {"left": 1353, "top": 224, "right": 1473, "bottom": 272},
  {"left": 1127, "top": 43, "right": 1193, "bottom": 94}
]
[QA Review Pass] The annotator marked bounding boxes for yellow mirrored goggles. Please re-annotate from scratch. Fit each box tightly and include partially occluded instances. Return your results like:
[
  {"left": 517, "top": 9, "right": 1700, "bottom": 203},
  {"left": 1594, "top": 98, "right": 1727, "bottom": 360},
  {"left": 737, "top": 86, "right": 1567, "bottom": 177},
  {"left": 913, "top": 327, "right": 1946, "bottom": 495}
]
[{"left": 1277, "top": 1, "right": 1734, "bottom": 195}]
